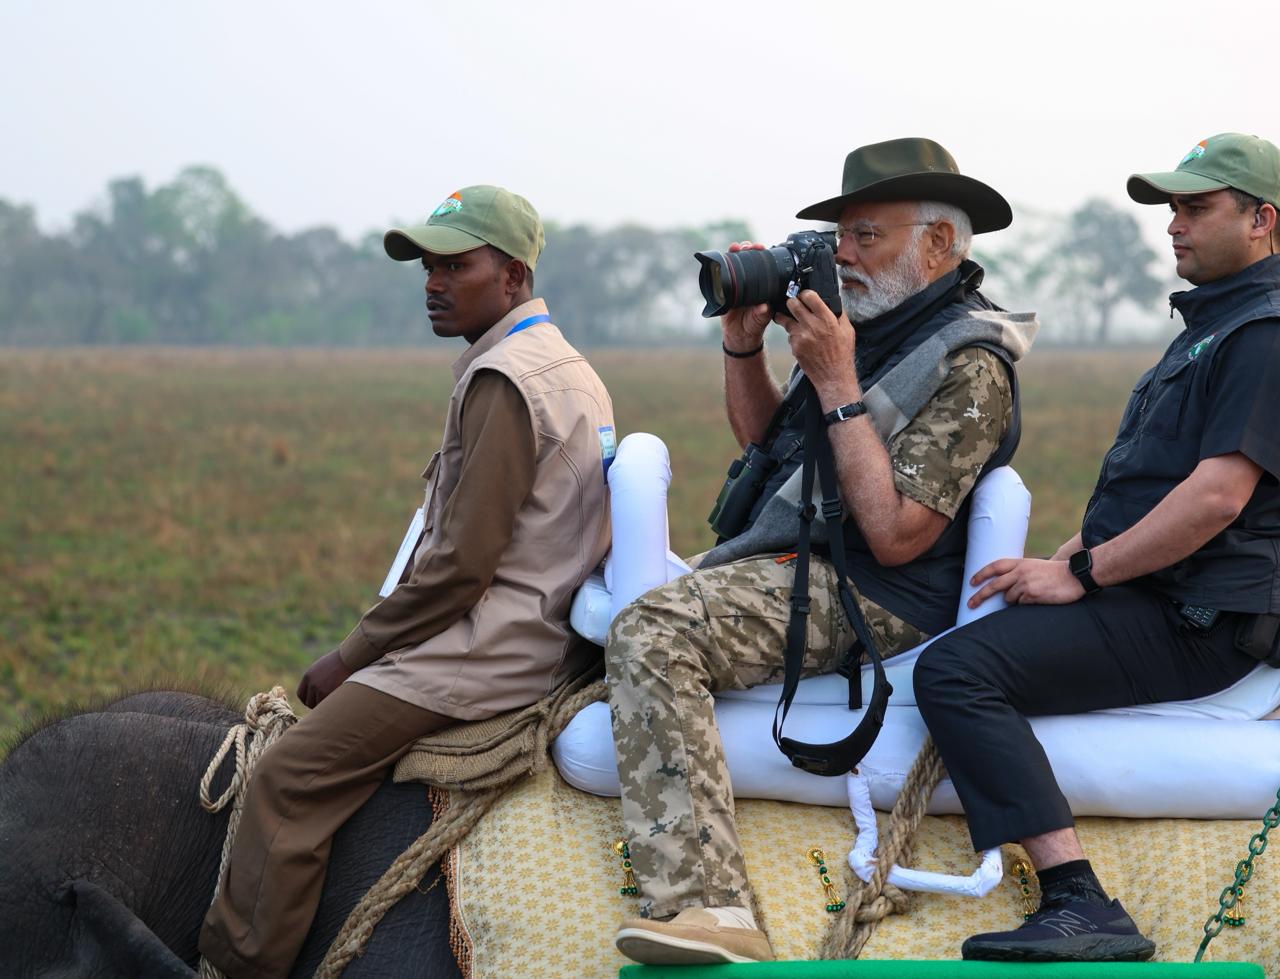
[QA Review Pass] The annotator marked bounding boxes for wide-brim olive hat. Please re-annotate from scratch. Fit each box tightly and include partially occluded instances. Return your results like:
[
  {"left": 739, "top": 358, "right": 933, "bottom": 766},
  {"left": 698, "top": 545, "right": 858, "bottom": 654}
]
[
  {"left": 1127, "top": 133, "right": 1280, "bottom": 209},
  {"left": 796, "top": 137, "right": 1012, "bottom": 234},
  {"left": 384, "top": 185, "right": 545, "bottom": 269}
]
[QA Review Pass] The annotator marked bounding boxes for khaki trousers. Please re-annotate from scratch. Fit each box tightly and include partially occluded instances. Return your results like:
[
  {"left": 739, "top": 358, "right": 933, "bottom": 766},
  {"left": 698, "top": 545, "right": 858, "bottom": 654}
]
[
  {"left": 604, "top": 555, "right": 923, "bottom": 920},
  {"left": 198, "top": 681, "right": 449, "bottom": 979}
]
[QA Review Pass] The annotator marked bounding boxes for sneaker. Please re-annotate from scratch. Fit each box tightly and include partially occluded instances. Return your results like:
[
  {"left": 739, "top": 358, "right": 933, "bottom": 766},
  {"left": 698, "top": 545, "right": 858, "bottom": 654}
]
[
  {"left": 962, "top": 897, "right": 1156, "bottom": 962},
  {"left": 615, "top": 906, "right": 774, "bottom": 965}
]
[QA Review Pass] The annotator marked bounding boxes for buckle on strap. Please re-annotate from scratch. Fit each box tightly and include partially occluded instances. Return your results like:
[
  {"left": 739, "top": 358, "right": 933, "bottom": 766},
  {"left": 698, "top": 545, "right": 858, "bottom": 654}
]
[{"left": 821, "top": 499, "right": 843, "bottom": 522}]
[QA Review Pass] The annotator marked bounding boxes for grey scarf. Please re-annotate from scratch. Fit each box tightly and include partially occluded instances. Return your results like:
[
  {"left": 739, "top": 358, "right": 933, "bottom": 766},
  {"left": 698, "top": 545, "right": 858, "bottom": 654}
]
[{"left": 700, "top": 306, "right": 1039, "bottom": 568}]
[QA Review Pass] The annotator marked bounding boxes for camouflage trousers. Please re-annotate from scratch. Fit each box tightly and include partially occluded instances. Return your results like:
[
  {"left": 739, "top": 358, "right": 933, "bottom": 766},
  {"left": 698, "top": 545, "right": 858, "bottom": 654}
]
[{"left": 604, "top": 554, "right": 925, "bottom": 919}]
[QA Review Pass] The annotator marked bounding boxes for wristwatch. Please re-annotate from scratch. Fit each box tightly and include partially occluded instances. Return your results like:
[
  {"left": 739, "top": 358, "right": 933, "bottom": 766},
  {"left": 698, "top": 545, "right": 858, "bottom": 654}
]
[
  {"left": 1069, "top": 548, "right": 1101, "bottom": 595},
  {"left": 823, "top": 401, "right": 867, "bottom": 426}
]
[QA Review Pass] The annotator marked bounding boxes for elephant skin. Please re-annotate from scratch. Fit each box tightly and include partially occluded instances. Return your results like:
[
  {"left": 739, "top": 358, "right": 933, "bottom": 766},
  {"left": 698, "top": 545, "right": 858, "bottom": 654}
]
[{"left": 0, "top": 691, "right": 460, "bottom": 979}]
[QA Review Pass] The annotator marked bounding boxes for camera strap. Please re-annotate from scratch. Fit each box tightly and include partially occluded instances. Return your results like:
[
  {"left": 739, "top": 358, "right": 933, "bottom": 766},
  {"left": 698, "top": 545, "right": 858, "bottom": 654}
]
[{"left": 772, "top": 380, "right": 893, "bottom": 777}]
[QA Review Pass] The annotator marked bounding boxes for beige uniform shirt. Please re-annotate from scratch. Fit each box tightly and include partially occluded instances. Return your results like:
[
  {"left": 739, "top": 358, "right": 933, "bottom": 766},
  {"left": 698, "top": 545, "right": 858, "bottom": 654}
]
[{"left": 337, "top": 372, "right": 536, "bottom": 671}]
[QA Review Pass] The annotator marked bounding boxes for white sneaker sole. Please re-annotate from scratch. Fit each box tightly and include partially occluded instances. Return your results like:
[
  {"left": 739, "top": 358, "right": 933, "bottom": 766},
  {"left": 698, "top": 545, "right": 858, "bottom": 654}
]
[{"left": 615, "top": 927, "right": 761, "bottom": 965}]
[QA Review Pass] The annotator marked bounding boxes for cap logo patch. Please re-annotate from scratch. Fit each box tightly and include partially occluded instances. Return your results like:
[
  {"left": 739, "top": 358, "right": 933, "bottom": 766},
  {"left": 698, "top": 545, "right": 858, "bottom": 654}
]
[
  {"left": 1188, "top": 333, "right": 1216, "bottom": 361},
  {"left": 432, "top": 192, "right": 463, "bottom": 218},
  {"left": 1180, "top": 140, "right": 1209, "bottom": 166}
]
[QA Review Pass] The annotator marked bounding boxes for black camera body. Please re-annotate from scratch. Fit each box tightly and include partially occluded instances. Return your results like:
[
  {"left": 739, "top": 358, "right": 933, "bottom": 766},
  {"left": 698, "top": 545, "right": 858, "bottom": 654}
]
[{"left": 694, "top": 230, "right": 841, "bottom": 319}]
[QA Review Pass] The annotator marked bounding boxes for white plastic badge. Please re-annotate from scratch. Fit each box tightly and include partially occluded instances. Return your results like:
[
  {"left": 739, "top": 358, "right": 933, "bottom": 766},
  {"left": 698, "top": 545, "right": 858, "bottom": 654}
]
[{"left": 379, "top": 508, "right": 425, "bottom": 598}]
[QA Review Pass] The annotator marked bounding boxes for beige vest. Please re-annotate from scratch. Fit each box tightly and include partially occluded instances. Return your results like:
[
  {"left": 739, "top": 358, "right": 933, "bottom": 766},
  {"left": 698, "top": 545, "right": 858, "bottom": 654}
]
[{"left": 352, "top": 300, "right": 614, "bottom": 720}]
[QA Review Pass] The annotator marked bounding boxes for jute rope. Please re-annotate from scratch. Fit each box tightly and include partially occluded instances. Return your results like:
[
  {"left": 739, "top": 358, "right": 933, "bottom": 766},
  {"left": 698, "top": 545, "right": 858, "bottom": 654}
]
[
  {"left": 819, "top": 736, "right": 945, "bottom": 960},
  {"left": 313, "top": 678, "right": 608, "bottom": 978},
  {"left": 197, "top": 686, "right": 298, "bottom": 979},
  {"left": 197, "top": 679, "right": 932, "bottom": 973}
]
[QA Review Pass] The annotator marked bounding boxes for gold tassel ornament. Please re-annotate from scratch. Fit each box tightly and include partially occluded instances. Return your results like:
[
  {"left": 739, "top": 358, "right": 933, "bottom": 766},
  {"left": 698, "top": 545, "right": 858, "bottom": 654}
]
[
  {"left": 1011, "top": 858, "right": 1038, "bottom": 920},
  {"left": 807, "top": 847, "right": 845, "bottom": 913},
  {"left": 614, "top": 839, "right": 639, "bottom": 897}
]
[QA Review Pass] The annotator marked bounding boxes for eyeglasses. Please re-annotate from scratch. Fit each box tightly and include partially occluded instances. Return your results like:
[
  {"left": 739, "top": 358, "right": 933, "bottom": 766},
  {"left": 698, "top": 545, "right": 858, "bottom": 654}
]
[{"left": 834, "top": 220, "right": 937, "bottom": 249}]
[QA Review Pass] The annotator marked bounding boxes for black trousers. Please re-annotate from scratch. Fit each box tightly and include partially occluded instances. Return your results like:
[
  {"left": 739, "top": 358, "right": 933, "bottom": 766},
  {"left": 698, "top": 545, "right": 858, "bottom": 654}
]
[{"left": 913, "top": 585, "right": 1258, "bottom": 852}]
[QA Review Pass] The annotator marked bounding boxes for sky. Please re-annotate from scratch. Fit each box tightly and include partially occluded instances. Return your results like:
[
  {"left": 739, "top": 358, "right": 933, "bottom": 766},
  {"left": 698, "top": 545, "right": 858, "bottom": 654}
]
[{"left": 2, "top": 0, "right": 1275, "bottom": 259}]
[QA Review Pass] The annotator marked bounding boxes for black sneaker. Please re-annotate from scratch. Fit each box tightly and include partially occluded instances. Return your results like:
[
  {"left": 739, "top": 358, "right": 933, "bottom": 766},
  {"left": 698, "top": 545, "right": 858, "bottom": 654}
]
[{"left": 962, "top": 897, "right": 1156, "bottom": 962}]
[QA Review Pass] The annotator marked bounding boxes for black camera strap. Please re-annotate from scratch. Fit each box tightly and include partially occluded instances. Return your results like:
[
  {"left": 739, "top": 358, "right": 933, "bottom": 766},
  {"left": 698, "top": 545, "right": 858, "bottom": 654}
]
[{"left": 772, "top": 381, "right": 893, "bottom": 777}]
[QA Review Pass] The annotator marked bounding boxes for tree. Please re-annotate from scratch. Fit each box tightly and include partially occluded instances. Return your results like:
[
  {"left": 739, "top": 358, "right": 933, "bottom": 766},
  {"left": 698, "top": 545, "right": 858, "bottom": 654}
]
[{"left": 1028, "top": 198, "right": 1162, "bottom": 344}]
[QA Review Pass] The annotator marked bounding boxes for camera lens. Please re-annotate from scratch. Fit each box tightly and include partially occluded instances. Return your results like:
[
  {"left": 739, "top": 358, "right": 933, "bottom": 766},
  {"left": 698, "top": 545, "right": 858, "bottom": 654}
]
[{"left": 694, "top": 247, "right": 794, "bottom": 318}]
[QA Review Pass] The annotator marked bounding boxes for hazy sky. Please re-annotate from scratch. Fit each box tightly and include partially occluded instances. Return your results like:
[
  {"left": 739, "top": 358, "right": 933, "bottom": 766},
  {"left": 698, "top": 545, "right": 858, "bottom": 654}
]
[{"left": 2, "top": 0, "right": 1275, "bottom": 257}]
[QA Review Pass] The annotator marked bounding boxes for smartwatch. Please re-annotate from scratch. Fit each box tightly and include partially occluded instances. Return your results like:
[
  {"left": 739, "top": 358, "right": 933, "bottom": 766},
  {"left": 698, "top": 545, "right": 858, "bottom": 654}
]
[{"left": 1069, "top": 548, "right": 1101, "bottom": 595}]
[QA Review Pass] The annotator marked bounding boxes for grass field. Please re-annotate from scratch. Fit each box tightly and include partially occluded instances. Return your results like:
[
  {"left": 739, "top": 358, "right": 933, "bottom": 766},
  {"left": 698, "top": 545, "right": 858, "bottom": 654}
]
[{"left": 1, "top": 346, "right": 1154, "bottom": 742}]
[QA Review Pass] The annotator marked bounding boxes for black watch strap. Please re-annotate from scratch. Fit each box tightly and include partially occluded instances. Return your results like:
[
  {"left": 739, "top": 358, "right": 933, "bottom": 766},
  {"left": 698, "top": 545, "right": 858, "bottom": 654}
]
[
  {"left": 823, "top": 401, "right": 867, "bottom": 426},
  {"left": 1069, "top": 548, "right": 1101, "bottom": 595}
]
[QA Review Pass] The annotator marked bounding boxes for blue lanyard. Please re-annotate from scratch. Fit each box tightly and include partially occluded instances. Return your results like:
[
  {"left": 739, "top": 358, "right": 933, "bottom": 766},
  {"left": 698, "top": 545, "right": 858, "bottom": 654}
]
[{"left": 506, "top": 313, "right": 551, "bottom": 337}]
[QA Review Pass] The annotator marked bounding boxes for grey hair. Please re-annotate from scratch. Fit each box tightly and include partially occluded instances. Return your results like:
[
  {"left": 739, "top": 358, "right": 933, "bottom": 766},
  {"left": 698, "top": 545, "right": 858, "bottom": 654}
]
[{"left": 914, "top": 201, "right": 972, "bottom": 260}]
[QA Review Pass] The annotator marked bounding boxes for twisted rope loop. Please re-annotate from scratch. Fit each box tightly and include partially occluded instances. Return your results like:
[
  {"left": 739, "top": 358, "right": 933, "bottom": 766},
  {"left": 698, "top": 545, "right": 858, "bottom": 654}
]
[
  {"left": 197, "top": 686, "right": 298, "bottom": 979},
  {"left": 819, "top": 737, "right": 945, "bottom": 960}
]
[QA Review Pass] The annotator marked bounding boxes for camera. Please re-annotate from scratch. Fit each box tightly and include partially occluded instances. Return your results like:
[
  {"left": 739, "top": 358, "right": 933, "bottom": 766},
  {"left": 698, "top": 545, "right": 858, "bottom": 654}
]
[{"left": 694, "top": 230, "right": 841, "bottom": 319}]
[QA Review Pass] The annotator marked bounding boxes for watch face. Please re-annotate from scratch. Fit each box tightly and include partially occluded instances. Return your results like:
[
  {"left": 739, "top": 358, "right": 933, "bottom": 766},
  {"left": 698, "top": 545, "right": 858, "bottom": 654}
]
[{"left": 1069, "top": 549, "right": 1091, "bottom": 576}]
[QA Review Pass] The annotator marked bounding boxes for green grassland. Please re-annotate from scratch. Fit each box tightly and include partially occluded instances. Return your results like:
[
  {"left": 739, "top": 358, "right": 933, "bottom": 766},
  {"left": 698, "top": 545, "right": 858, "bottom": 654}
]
[{"left": 1, "top": 346, "right": 1151, "bottom": 741}]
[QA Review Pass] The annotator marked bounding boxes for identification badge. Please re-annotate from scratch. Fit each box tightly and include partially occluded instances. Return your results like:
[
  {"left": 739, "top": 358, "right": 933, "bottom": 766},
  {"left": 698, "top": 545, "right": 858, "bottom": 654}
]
[
  {"left": 379, "top": 508, "right": 425, "bottom": 597},
  {"left": 598, "top": 425, "right": 617, "bottom": 478}
]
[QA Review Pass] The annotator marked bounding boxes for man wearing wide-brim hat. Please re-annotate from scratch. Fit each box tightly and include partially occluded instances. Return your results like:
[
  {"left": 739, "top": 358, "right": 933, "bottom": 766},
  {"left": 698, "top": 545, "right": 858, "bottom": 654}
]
[
  {"left": 609, "top": 138, "right": 1039, "bottom": 965},
  {"left": 201, "top": 185, "right": 618, "bottom": 979},
  {"left": 916, "top": 132, "right": 1280, "bottom": 963}
]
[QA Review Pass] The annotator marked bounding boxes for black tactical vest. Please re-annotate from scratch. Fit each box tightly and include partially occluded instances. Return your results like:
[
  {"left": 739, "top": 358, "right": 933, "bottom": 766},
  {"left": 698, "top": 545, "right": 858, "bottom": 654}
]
[
  {"left": 738, "top": 263, "right": 1022, "bottom": 637},
  {"left": 1082, "top": 255, "right": 1280, "bottom": 614}
]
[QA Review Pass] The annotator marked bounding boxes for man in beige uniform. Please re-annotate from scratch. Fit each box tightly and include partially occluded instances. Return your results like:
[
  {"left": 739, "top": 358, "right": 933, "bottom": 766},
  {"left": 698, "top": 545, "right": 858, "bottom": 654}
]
[{"left": 200, "top": 185, "right": 615, "bottom": 979}]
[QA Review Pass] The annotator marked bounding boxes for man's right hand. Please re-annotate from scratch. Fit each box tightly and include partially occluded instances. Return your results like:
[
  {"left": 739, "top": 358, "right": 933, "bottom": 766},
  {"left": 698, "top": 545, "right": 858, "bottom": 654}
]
[
  {"left": 721, "top": 242, "right": 771, "bottom": 353},
  {"left": 297, "top": 648, "right": 355, "bottom": 709}
]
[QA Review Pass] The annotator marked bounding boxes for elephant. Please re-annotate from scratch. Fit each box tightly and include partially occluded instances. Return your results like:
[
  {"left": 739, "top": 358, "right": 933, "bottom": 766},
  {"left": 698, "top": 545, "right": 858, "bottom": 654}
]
[{"left": 0, "top": 689, "right": 461, "bottom": 978}]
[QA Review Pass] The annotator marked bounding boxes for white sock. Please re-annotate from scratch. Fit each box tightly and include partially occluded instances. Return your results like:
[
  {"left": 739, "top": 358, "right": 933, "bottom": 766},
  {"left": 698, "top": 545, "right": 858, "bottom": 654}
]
[{"left": 705, "top": 906, "right": 758, "bottom": 930}]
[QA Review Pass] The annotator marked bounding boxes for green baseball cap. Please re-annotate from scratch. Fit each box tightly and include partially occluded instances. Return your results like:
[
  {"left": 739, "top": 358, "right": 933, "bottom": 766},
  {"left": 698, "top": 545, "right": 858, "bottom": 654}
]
[
  {"left": 384, "top": 185, "right": 545, "bottom": 269},
  {"left": 1127, "top": 133, "right": 1280, "bottom": 208}
]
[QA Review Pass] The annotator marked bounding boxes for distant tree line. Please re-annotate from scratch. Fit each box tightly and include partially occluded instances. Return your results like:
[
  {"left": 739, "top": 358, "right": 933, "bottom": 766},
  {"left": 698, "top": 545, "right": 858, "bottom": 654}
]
[
  {"left": 0, "top": 166, "right": 748, "bottom": 347},
  {"left": 0, "top": 165, "right": 1171, "bottom": 346},
  {"left": 975, "top": 198, "right": 1167, "bottom": 345}
]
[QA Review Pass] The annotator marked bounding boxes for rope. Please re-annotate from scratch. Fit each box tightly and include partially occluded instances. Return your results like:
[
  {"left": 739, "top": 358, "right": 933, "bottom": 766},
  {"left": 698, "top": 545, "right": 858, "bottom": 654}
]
[
  {"left": 197, "top": 687, "right": 298, "bottom": 979},
  {"left": 313, "top": 679, "right": 608, "bottom": 977},
  {"left": 819, "top": 737, "right": 945, "bottom": 960}
]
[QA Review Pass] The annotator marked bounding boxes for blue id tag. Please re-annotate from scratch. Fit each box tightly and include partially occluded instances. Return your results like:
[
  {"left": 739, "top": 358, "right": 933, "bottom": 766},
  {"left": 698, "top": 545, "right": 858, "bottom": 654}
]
[{"left": 598, "top": 425, "right": 617, "bottom": 479}]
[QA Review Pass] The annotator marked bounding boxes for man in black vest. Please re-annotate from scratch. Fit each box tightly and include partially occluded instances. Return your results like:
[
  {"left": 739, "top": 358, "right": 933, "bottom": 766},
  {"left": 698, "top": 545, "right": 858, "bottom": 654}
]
[
  {"left": 915, "top": 132, "right": 1280, "bottom": 962},
  {"left": 609, "top": 139, "right": 1038, "bottom": 965}
]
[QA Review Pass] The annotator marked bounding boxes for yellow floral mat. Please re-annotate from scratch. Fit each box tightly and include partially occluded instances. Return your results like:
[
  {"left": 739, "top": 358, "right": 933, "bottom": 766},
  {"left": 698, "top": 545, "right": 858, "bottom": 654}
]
[{"left": 445, "top": 767, "right": 1277, "bottom": 978}]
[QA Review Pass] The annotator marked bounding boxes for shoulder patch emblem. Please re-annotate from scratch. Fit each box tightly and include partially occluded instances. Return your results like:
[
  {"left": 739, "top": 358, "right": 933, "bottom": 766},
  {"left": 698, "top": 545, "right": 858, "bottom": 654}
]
[{"left": 1188, "top": 333, "right": 1216, "bottom": 360}]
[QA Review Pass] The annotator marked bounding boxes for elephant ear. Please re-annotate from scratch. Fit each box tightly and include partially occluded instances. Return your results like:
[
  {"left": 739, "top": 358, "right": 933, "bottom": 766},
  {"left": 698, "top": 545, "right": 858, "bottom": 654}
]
[{"left": 60, "top": 880, "right": 194, "bottom": 978}]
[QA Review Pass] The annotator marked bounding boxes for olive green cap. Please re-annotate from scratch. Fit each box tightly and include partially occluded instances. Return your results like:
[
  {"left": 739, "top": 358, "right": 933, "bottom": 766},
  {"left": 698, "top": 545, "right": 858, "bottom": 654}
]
[
  {"left": 1127, "top": 133, "right": 1280, "bottom": 208},
  {"left": 796, "top": 137, "right": 1012, "bottom": 234},
  {"left": 384, "top": 185, "right": 545, "bottom": 269}
]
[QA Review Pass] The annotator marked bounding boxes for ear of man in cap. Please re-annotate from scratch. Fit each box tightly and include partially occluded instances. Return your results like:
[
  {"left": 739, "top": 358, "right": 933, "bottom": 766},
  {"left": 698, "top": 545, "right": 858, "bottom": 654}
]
[{"left": 384, "top": 185, "right": 545, "bottom": 269}]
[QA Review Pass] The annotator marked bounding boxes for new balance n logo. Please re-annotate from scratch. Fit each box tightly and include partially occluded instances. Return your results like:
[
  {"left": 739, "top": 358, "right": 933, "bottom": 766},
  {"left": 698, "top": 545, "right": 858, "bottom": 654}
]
[{"left": 1036, "top": 909, "right": 1098, "bottom": 937}]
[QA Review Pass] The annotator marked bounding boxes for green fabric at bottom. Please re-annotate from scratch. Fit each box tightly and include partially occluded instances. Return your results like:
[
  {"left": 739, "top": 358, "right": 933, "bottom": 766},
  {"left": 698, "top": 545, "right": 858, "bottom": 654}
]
[{"left": 620, "top": 962, "right": 1265, "bottom": 979}]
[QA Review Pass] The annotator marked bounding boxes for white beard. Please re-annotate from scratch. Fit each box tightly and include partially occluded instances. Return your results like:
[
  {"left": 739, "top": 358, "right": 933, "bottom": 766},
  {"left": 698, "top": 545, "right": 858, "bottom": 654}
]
[{"left": 838, "top": 235, "right": 930, "bottom": 321}]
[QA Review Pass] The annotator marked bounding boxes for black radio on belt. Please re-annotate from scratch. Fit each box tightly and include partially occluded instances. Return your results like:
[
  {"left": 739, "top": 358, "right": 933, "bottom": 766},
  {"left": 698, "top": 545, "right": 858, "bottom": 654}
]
[{"left": 1236, "top": 613, "right": 1280, "bottom": 668}]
